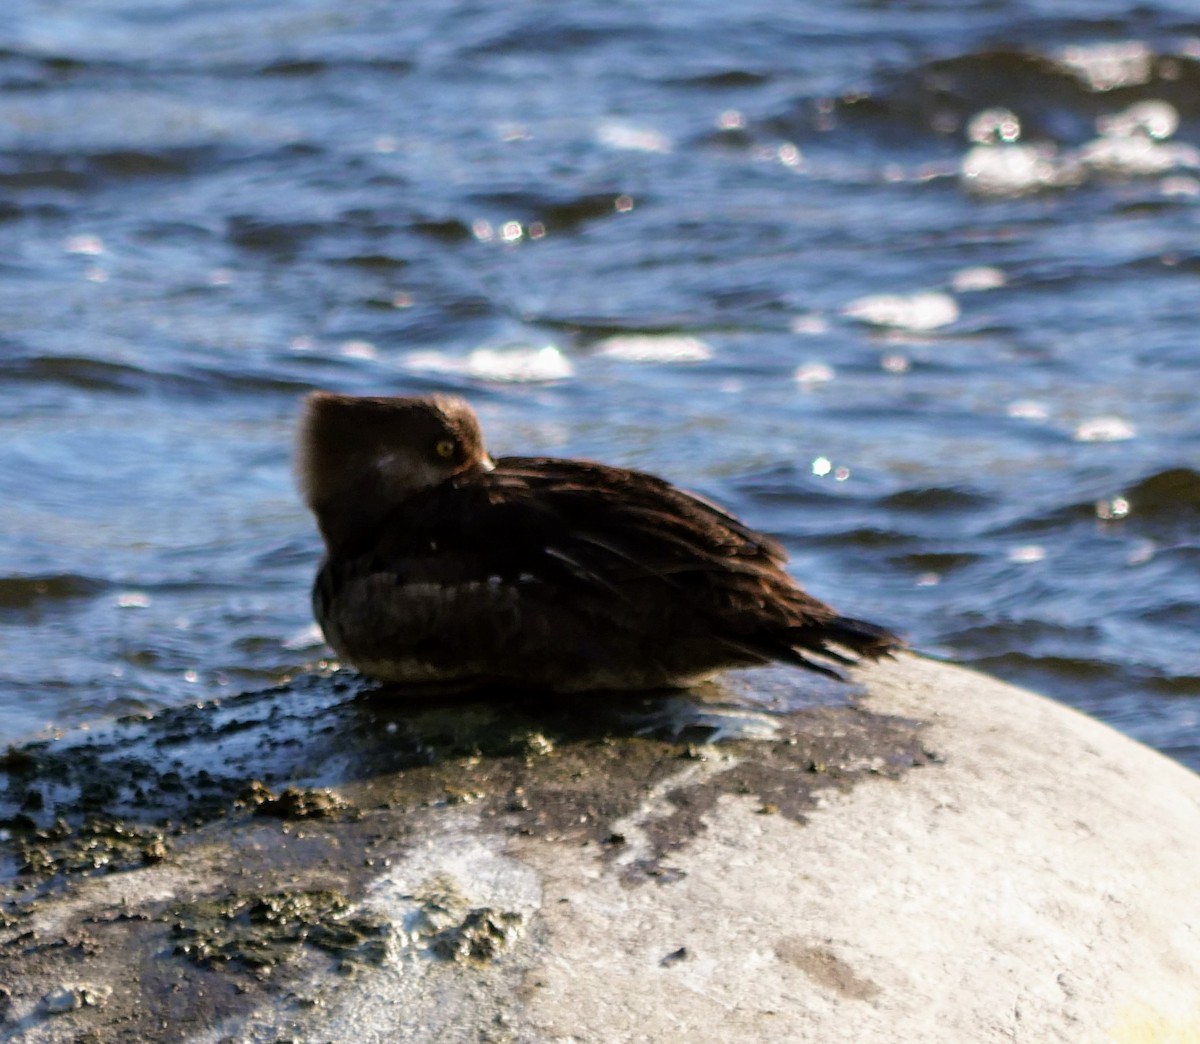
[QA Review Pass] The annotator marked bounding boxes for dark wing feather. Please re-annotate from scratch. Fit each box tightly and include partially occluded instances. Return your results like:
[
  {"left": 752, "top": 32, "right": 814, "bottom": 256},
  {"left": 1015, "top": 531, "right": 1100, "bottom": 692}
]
[
  {"left": 367, "top": 457, "right": 785, "bottom": 590},
  {"left": 493, "top": 458, "right": 786, "bottom": 576},
  {"left": 363, "top": 456, "right": 897, "bottom": 668}
]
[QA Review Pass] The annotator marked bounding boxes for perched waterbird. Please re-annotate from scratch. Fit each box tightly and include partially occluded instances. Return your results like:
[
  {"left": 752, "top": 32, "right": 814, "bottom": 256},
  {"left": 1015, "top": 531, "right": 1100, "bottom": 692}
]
[{"left": 297, "top": 392, "right": 900, "bottom": 692}]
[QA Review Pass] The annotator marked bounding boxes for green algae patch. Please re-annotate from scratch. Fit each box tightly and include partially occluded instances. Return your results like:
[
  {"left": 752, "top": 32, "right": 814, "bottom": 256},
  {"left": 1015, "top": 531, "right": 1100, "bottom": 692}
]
[
  {"left": 15, "top": 816, "right": 169, "bottom": 880},
  {"left": 428, "top": 907, "right": 524, "bottom": 963},
  {"left": 399, "top": 878, "right": 526, "bottom": 965},
  {"left": 238, "top": 780, "right": 360, "bottom": 820},
  {"left": 170, "top": 888, "right": 390, "bottom": 973}
]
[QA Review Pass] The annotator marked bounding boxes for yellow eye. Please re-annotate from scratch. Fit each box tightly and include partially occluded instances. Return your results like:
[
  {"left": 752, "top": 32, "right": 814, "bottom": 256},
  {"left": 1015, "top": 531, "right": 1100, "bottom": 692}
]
[{"left": 434, "top": 439, "right": 456, "bottom": 459}]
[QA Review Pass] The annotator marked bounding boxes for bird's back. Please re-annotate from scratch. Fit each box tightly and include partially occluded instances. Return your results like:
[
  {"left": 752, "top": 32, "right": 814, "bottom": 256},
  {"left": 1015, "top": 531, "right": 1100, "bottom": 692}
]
[{"left": 314, "top": 456, "right": 899, "bottom": 690}]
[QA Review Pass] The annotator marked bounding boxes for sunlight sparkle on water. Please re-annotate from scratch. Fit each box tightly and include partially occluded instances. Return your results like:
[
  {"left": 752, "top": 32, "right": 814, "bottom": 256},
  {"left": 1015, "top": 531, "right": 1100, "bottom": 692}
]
[
  {"left": 968, "top": 108, "right": 1022, "bottom": 145},
  {"left": 790, "top": 314, "right": 829, "bottom": 335},
  {"left": 1074, "top": 416, "right": 1136, "bottom": 442},
  {"left": 1008, "top": 545, "right": 1046, "bottom": 564},
  {"left": 1007, "top": 400, "right": 1050, "bottom": 420},
  {"left": 1127, "top": 540, "right": 1156, "bottom": 566},
  {"left": 596, "top": 120, "right": 671, "bottom": 154},
  {"left": 1160, "top": 176, "right": 1200, "bottom": 197},
  {"left": 961, "top": 140, "right": 1061, "bottom": 196},
  {"left": 283, "top": 623, "right": 325, "bottom": 651},
  {"left": 1080, "top": 100, "right": 1200, "bottom": 177},
  {"left": 405, "top": 345, "right": 572, "bottom": 383},
  {"left": 1095, "top": 496, "right": 1130, "bottom": 520},
  {"left": 64, "top": 234, "right": 105, "bottom": 256},
  {"left": 793, "top": 362, "right": 835, "bottom": 387},
  {"left": 951, "top": 266, "right": 1006, "bottom": 293},
  {"left": 960, "top": 109, "right": 1063, "bottom": 196},
  {"left": 339, "top": 340, "right": 378, "bottom": 360},
  {"left": 810, "top": 458, "right": 849, "bottom": 481},
  {"left": 1098, "top": 100, "right": 1178, "bottom": 141},
  {"left": 596, "top": 334, "right": 712, "bottom": 363},
  {"left": 777, "top": 143, "right": 802, "bottom": 168},
  {"left": 843, "top": 291, "right": 959, "bottom": 332},
  {"left": 1057, "top": 41, "right": 1154, "bottom": 92}
]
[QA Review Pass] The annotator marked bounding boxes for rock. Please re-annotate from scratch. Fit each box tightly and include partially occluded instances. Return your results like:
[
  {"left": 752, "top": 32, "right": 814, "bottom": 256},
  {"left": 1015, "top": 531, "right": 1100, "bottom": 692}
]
[
  {"left": 42, "top": 983, "right": 111, "bottom": 1015},
  {"left": 0, "top": 654, "right": 1197, "bottom": 1041},
  {"left": 42, "top": 986, "right": 82, "bottom": 1016}
]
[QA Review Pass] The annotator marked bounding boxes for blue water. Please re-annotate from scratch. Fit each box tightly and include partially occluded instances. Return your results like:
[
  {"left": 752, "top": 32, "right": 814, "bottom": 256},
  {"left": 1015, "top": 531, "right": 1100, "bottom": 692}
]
[{"left": 1, "top": 0, "right": 1197, "bottom": 767}]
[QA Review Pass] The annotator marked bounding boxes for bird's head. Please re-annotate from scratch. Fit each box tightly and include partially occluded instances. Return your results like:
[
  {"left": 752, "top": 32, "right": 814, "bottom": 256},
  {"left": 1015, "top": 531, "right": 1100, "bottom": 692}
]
[{"left": 296, "top": 391, "right": 493, "bottom": 547}]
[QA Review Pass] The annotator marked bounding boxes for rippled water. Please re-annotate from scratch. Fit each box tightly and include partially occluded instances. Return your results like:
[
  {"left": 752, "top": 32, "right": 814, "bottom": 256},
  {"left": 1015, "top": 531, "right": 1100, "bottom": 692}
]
[{"left": 2, "top": 0, "right": 1197, "bottom": 768}]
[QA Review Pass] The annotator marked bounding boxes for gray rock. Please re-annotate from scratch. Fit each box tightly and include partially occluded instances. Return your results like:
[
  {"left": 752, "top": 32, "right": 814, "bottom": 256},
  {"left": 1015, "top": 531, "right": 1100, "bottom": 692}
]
[
  {"left": 0, "top": 654, "right": 1197, "bottom": 1042},
  {"left": 42, "top": 983, "right": 111, "bottom": 1015}
]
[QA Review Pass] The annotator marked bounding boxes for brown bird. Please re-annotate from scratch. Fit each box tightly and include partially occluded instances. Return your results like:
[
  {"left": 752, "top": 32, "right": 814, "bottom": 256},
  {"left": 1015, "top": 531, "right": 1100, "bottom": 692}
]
[{"left": 297, "top": 392, "right": 900, "bottom": 692}]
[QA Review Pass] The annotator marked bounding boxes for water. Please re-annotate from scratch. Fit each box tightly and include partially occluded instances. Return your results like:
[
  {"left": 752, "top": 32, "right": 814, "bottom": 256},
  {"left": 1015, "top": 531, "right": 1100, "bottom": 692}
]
[{"left": 1, "top": 0, "right": 1197, "bottom": 768}]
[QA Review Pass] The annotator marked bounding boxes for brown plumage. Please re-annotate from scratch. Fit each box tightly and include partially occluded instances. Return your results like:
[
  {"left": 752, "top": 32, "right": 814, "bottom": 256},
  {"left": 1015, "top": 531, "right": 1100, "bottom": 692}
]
[{"left": 297, "top": 391, "right": 900, "bottom": 692}]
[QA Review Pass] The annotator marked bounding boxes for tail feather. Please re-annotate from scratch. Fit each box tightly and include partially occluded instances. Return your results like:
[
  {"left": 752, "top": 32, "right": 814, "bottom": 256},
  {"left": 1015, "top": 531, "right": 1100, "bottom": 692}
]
[
  {"left": 818, "top": 614, "right": 902, "bottom": 661},
  {"left": 725, "top": 613, "right": 902, "bottom": 680}
]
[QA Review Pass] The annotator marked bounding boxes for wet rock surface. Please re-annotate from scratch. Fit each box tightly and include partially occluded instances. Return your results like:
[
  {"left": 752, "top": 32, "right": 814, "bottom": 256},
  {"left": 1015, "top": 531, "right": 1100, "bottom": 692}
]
[
  {"left": 0, "top": 664, "right": 926, "bottom": 1041},
  {"left": 1, "top": 655, "right": 1197, "bottom": 1042}
]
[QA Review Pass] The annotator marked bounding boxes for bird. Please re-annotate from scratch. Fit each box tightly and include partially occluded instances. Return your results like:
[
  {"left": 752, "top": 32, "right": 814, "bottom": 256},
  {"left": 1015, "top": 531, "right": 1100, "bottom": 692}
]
[{"left": 296, "top": 391, "right": 900, "bottom": 693}]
